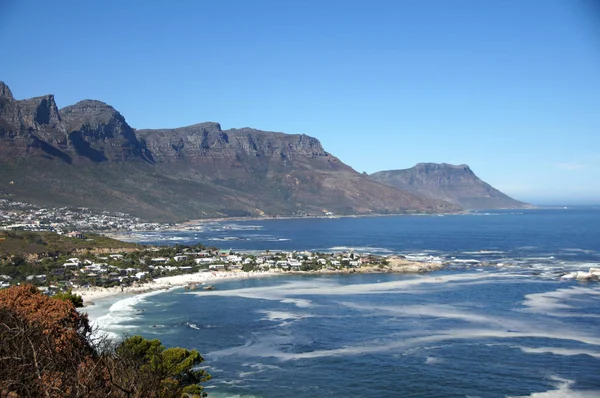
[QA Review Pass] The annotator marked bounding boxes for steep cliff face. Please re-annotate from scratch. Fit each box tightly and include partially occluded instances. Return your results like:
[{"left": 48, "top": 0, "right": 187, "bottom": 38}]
[
  {"left": 370, "top": 163, "right": 529, "bottom": 210},
  {"left": 0, "top": 80, "right": 460, "bottom": 220},
  {"left": 18, "top": 95, "right": 63, "bottom": 131},
  {"left": 136, "top": 124, "right": 328, "bottom": 162},
  {"left": 0, "top": 83, "right": 71, "bottom": 162},
  {"left": 0, "top": 82, "right": 21, "bottom": 128},
  {"left": 61, "top": 100, "right": 149, "bottom": 162},
  {"left": 136, "top": 122, "right": 228, "bottom": 162}
]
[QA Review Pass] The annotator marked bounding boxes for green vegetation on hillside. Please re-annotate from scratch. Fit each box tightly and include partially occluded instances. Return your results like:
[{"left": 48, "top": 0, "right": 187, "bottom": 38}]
[{"left": 0, "top": 230, "right": 140, "bottom": 257}]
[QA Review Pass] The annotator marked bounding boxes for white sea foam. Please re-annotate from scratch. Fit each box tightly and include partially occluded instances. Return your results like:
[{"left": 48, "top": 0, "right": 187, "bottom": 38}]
[
  {"left": 339, "top": 302, "right": 514, "bottom": 328},
  {"left": 521, "top": 286, "right": 600, "bottom": 316},
  {"left": 508, "top": 377, "right": 600, "bottom": 397},
  {"left": 516, "top": 346, "right": 600, "bottom": 359},
  {"left": 195, "top": 272, "right": 522, "bottom": 305},
  {"left": 237, "top": 362, "right": 281, "bottom": 378},
  {"left": 220, "top": 224, "right": 264, "bottom": 231},
  {"left": 425, "top": 356, "right": 442, "bottom": 364},
  {"left": 559, "top": 248, "right": 596, "bottom": 254},
  {"left": 211, "top": 325, "right": 600, "bottom": 362},
  {"left": 279, "top": 298, "right": 313, "bottom": 307},
  {"left": 259, "top": 310, "right": 310, "bottom": 322},
  {"left": 93, "top": 288, "right": 175, "bottom": 337},
  {"left": 404, "top": 254, "right": 443, "bottom": 262},
  {"left": 462, "top": 250, "right": 505, "bottom": 255},
  {"left": 326, "top": 245, "right": 393, "bottom": 253}
]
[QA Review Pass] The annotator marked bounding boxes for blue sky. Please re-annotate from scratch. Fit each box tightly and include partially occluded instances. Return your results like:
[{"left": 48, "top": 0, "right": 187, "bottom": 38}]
[{"left": 1, "top": 0, "right": 599, "bottom": 205}]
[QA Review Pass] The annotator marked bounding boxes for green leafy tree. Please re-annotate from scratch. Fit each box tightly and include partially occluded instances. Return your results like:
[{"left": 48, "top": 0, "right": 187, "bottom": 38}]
[
  {"left": 54, "top": 290, "right": 85, "bottom": 307},
  {"left": 242, "top": 263, "right": 256, "bottom": 272},
  {"left": 110, "top": 335, "right": 211, "bottom": 397}
]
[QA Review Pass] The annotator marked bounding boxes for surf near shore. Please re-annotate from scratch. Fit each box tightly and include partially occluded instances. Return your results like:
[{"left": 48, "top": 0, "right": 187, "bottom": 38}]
[
  {"left": 73, "top": 269, "right": 280, "bottom": 305},
  {"left": 74, "top": 256, "right": 442, "bottom": 305}
]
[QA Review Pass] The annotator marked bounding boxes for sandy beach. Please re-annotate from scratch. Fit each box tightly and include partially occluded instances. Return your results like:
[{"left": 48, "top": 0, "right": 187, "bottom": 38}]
[
  {"left": 73, "top": 258, "right": 441, "bottom": 305},
  {"left": 73, "top": 270, "right": 279, "bottom": 304}
]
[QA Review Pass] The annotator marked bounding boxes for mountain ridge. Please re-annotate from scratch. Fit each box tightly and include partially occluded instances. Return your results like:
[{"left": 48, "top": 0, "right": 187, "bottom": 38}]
[{"left": 0, "top": 81, "right": 459, "bottom": 221}]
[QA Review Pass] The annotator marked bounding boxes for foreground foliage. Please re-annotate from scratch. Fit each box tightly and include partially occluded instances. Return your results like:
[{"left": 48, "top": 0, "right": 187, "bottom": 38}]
[
  {"left": 0, "top": 285, "right": 210, "bottom": 397},
  {"left": 53, "top": 289, "right": 85, "bottom": 307}
]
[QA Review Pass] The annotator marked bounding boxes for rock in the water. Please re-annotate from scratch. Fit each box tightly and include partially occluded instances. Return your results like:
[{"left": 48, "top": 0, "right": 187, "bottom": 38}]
[{"left": 576, "top": 271, "right": 592, "bottom": 281}]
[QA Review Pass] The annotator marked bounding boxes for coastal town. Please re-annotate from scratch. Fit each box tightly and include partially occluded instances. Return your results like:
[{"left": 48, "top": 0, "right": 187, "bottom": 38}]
[
  {"left": 0, "top": 197, "right": 444, "bottom": 298},
  {"left": 0, "top": 224, "right": 441, "bottom": 294},
  {"left": 0, "top": 198, "right": 169, "bottom": 233},
  {"left": 2, "top": 197, "right": 599, "bottom": 298}
]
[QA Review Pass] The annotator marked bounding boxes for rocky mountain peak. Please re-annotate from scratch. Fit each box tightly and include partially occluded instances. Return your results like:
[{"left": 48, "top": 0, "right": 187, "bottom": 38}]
[
  {"left": 60, "top": 100, "right": 146, "bottom": 162},
  {"left": 18, "top": 94, "right": 62, "bottom": 129},
  {"left": 414, "top": 163, "right": 471, "bottom": 173},
  {"left": 0, "top": 81, "right": 14, "bottom": 100},
  {"left": 61, "top": 100, "right": 122, "bottom": 121}
]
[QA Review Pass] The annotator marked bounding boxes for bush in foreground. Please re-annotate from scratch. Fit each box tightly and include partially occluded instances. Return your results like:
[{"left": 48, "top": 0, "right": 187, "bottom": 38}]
[{"left": 0, "top": 285, "right": 210, "bottom": 397}]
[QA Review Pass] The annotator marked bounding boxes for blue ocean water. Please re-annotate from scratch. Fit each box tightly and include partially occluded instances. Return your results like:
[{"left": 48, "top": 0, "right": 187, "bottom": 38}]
[{"left": 90, "top": 208, "right": 600, "bottom": 397}]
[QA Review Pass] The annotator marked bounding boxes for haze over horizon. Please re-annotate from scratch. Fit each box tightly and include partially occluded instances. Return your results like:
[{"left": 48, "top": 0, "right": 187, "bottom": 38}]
[{"left": 1, "top": 0, "right": 598, "bottom": 206}]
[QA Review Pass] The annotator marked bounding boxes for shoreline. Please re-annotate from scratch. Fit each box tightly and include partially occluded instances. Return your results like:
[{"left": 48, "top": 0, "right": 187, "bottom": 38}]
[
  {"left": 160, "top": 206, "right": 537, "bottom": 230},
  {"left": 73, "top": 269, "right": 280, "bottom": 304},
  {"left": 73, "top": 258, "right": 443, "bottom": 305},
  {"left": 169, "top": 211, "right": 468, "bottom": 229}
]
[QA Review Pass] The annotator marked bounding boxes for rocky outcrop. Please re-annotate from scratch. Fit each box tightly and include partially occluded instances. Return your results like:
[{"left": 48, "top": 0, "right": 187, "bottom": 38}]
[
  {"left": 18, "top": 95, "right": 63, "bottom": 131},
  {"left": 136, "top": 124, "right": 328, "bottom": 163},
  {"left": 0, "top": 83, "right": 71, "bottom": 162},
  {"left": 561, "top": 268, "right": 600, "bottom": 281},
  {"left": 0, "top": 82, "right": 20, "bottom": 128},
  {"left": 61, "top": 100, "right": 149, "bottom": 162},
  {"left": 370, "top": 163, "right": 529, "bottom": 210}
]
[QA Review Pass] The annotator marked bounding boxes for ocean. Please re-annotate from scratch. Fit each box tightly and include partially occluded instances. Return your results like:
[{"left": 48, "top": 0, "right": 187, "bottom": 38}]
[{"left": 87, "top": 208, "right": 600, "bottom": 397}]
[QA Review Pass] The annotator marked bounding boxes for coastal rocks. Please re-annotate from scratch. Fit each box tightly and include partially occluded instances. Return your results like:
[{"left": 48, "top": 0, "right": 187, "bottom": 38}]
[
  {"left": 560, "top": 268, "right": 600, "bottom": 281},
  {"left": 382, "top": 256, "right": 444, "bottom": 273}
]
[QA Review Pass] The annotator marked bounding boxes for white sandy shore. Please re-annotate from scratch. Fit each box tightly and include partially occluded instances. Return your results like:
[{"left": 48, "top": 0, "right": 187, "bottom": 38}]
[
  {"left": 73, "top": 270, "right": 279, "bottom": 304},
  {"left": 73, "top": 258, "right": 440, "bottom": 305}
]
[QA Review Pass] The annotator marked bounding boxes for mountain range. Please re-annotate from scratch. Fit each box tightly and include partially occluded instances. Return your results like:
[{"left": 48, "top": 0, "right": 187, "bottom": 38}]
[{"left": 0, "top": 81, "right": 528, "bottom": 221}]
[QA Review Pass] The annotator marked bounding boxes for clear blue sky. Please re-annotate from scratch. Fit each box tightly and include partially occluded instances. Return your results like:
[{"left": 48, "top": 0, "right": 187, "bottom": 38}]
[{"left": 1, "top": 0, "right": 599, "bottom": 205}]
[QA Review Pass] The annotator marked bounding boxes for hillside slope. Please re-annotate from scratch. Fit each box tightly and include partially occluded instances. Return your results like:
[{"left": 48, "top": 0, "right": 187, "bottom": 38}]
[{"left": 370, "top": 163, "right": 529, "bottom": 210}]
